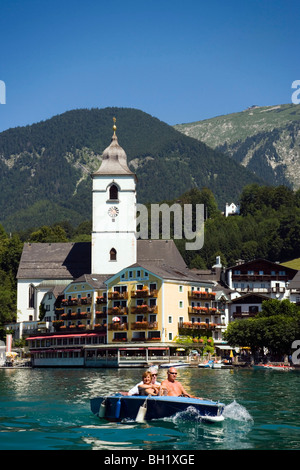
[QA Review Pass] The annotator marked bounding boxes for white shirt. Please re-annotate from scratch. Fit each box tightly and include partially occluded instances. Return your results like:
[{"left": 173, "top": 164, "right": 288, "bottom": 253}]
[{"left": 128, "top": 380, "right": 160, "bottom": 396}]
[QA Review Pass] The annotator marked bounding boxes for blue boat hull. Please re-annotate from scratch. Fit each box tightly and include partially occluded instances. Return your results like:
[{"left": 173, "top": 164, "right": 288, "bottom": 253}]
[{"left": 90, "top": 394, "right": 225, "bottom": 422}]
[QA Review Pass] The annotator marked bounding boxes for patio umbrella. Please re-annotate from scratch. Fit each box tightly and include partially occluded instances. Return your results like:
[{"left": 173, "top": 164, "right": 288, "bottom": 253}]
[{"left": 112, "top": 316, "right": 121, "bottom": 322}]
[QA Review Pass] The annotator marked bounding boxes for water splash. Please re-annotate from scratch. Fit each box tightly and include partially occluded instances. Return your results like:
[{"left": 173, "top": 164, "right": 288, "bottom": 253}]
[{"left": 223, "top": 400, "right": 253, "bottom": 422}]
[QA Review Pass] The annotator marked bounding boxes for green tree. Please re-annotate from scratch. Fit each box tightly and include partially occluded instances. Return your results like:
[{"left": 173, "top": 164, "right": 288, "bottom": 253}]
[
  {"left": 224, "top": 299, "right": 300, "bottom": 357},
  {"left": 29, "top": 225, "right": 68, "bottom": 243}
]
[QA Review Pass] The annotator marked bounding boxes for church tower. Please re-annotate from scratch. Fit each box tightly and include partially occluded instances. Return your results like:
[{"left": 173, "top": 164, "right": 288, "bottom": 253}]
[{"left": 91, "top": 118, "right": 137, "bottom": 274}]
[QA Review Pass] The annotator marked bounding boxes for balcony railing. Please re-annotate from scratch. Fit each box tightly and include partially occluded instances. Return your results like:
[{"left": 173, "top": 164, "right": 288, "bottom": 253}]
[
  {"left": 131, "top": 321, "right": 158, "bottom": 330},
  {"left": 131, "top": 289, "right": 158, "bottom": 298},
  {"left": 95, "top": 310, "right": 106, "bottom": 318},
  {"left": 188, "top": 291, "right": 216, "bottom": 300},
  {"left": 108, "top": 322, "right": 128, "bottom": 331},
  {"left": 131, "top": 305, "right": 158, "bottom": 314},
  {"left": 96, "top": 296, "right": 107, "bottom": 304},
  {"left": 107, "top": 307, "right": 128, "bottom": 315},
  {"left": 61, "top": 312, "right": 91, "bottom": 320},
  {"left": 188, "top": 306, "right": 219, "bottom": 314},
  {"left": 178, "top": 321, "right": 216, "bottom": 331},
  {"left": 233, "top": 311, "right": 257, "bottom": 318},
  {"left": 108, "top": 291, "right": 128, "bottom": 300},
  {"left": 61, "top": 297, "right": 92, "bottom": 306},
  {"left": 94, "top": 324, "right": 107, "bottom": 332}
]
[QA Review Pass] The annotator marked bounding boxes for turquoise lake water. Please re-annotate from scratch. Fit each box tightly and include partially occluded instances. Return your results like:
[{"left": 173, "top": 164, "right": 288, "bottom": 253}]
[{"left": 0, "top": 367, "right": 299, "bottom": 451}]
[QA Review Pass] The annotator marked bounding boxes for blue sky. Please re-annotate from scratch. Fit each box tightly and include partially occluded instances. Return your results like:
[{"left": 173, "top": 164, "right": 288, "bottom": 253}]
[{"left": 0, "top": 0, "right": 299, "bottom": 132}]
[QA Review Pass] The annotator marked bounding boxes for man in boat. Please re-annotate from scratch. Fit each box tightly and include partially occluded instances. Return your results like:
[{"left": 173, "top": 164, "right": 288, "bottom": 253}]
[{"left": 161, "top": 367, "right": 202, "bottom": 399}]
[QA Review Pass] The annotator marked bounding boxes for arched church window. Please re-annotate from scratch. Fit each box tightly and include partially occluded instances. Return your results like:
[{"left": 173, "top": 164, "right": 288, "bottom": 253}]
[
  {"left": 29, "top": 284, "right": 35, "bottom": 308},
  {"left": 110, "top": 248, "right": 117, "bottom": 261},
  {"left": 109, "top": 184, "right": 118, "bottom": 200}
]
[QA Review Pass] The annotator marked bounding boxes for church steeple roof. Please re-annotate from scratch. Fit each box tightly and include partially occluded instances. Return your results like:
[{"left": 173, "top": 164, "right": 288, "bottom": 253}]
[{"left": 93, "top": 118, "right": 135, "bottom": 177}]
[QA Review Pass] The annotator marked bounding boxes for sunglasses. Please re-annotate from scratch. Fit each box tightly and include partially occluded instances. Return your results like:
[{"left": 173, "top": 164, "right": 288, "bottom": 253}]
[
  {"left": 168, "top": 372, "right": 177, "bottom": 375},
  {"left": 151, "top": 374, "right": 157, "bottom": 376}
]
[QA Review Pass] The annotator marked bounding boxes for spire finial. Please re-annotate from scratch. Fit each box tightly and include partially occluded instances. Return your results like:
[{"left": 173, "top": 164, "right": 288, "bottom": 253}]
[{"left": 113, "top": 117, "right": 117, "bottom": 135}]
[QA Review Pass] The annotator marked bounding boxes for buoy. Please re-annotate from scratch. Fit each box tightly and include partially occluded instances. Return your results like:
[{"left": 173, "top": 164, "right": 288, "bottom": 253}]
[
  {"left": 135, "top": 399, "right": 148, "bottom": 423},
  {"left": 115, "top": 398, "right": 121, "bottom": 419},
  {"left": 98, "top": 399, "right": 106, "bottom": 418}
]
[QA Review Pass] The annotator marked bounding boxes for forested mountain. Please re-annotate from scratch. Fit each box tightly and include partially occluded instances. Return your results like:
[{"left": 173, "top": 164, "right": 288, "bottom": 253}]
[
  {"left": 174, "top": 104, "right": 300, "bottom": 190},
  {"left": 0, "top": 107, "right": 264, "bottom": 232}
]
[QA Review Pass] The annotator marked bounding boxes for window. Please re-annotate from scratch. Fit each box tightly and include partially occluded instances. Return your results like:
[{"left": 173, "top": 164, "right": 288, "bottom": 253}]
[
  {"left": 249, "top": 306, "right": 259, "bottom": 314},
  {"left": 168, "top": 316, "right": 172, "bottom": 324},
  {"left": 109, "top": 184, "right": 118, "bottom": 200},
  {"left": 29, "top": 284, "right": 35, "bottom": 308},
  {"left": 110, "top": 248, "right": 117, "bottom": 261},
  {"left": 248, "top": 270, "right": 254, "bottom": 275},
  {"left": 179, "top": 301, "right": 183, "bottom": 308},
  {"left": 179, "top": 285, "right": 183, "bottom": 292},
  {"left": 168, "top": 332, "right": 173, "bottom": 341}
]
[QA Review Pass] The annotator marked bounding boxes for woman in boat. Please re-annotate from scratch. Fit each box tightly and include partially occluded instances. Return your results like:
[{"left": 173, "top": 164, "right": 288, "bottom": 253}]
[
  {"left": 128, "top": 366, "right": 160, "bottom": 395},
  {"left": 138, "top": 371, "right": 160, "bottom": 396}
]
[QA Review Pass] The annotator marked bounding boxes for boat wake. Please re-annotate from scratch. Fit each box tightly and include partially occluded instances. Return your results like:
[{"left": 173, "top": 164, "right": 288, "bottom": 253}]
[
  {"left": 223, "top": 400, "right": 253, "bottom": 422},
  {"left": 162, "top": 406, "right": 222, "bottom": 424}
]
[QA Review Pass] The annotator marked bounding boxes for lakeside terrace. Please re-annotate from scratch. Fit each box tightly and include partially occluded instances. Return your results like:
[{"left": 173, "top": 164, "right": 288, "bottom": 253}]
[{"left": 25, "top": 331, "right": 197, "bottom": 367}]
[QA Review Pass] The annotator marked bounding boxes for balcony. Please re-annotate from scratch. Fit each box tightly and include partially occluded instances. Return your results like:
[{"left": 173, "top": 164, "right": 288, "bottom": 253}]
[
  {"left": 188, "top": 306, "right": 219, "bottom": 314},
  {"left": 95, "top": 310, "right": 106, "bottom": 318},
  {"left": 235, "top": 287, "right": 271, "bottom": 294},
  {"left": 107, "top": 307, "right": 128, "bottom": 315},
  {"left": 189, "top": 291, "right": 216, "bottom": 300},
  {"left": 131, "top": 321, "right": 158, "bottom": 330},
  {"left": 131, "top": 305, "right": 158, "bottom": 314},
  {"left": 178, "top": 321, "right": 216, "bottom": 333},
  {"left": 233, "top": 311, "right": 257, "bottom": 319},
  {"left": 96, "top": 296, "right": 107, "bottom": 304},
  {"left": 61, "top": 297, "right": 92, "bottom": 306},
  {"left": 108, "top": 322, "right": 128, "bottom": 331},
  {"left": 61, "top": 312, "right": 91, "bottom": 320},
  {"left": 108, "top": 291, "right": 128, "bottom": 300},
  {"left": 112, "top": 336, "right": 127, "bottom": 342},
  {"left": 59, "top": 324, "right": 90, "bottom": 332},
  {"left": 131, "top": 289, "right": 158, "bottom": 298},
  {"left": 94, "top": 324, "right": 107, "bottom": 332}
]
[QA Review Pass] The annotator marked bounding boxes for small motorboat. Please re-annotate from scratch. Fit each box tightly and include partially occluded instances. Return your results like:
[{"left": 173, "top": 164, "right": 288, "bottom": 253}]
[
  {"left": 90, "top": 394, "right": 225, "bottom": 423},
  {"left": 159, "top": 361, "right": 190, "bottom": 368},
  {"left": 198, "top": 360, "right": 214, "bottom": 368}
]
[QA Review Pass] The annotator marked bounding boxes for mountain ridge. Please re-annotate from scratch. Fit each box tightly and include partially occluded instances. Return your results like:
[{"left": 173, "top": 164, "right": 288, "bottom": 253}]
[
  {"left": 174, "top": 103, "right": 300, "bottom": 189},
  {"left": 0, "top": 107, "right": 266, "bottom": 232}
]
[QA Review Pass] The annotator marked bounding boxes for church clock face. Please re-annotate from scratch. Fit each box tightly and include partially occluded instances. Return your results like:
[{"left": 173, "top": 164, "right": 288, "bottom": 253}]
[{"left": 108, "top": 206, "right": 119, "bottom": 218}]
